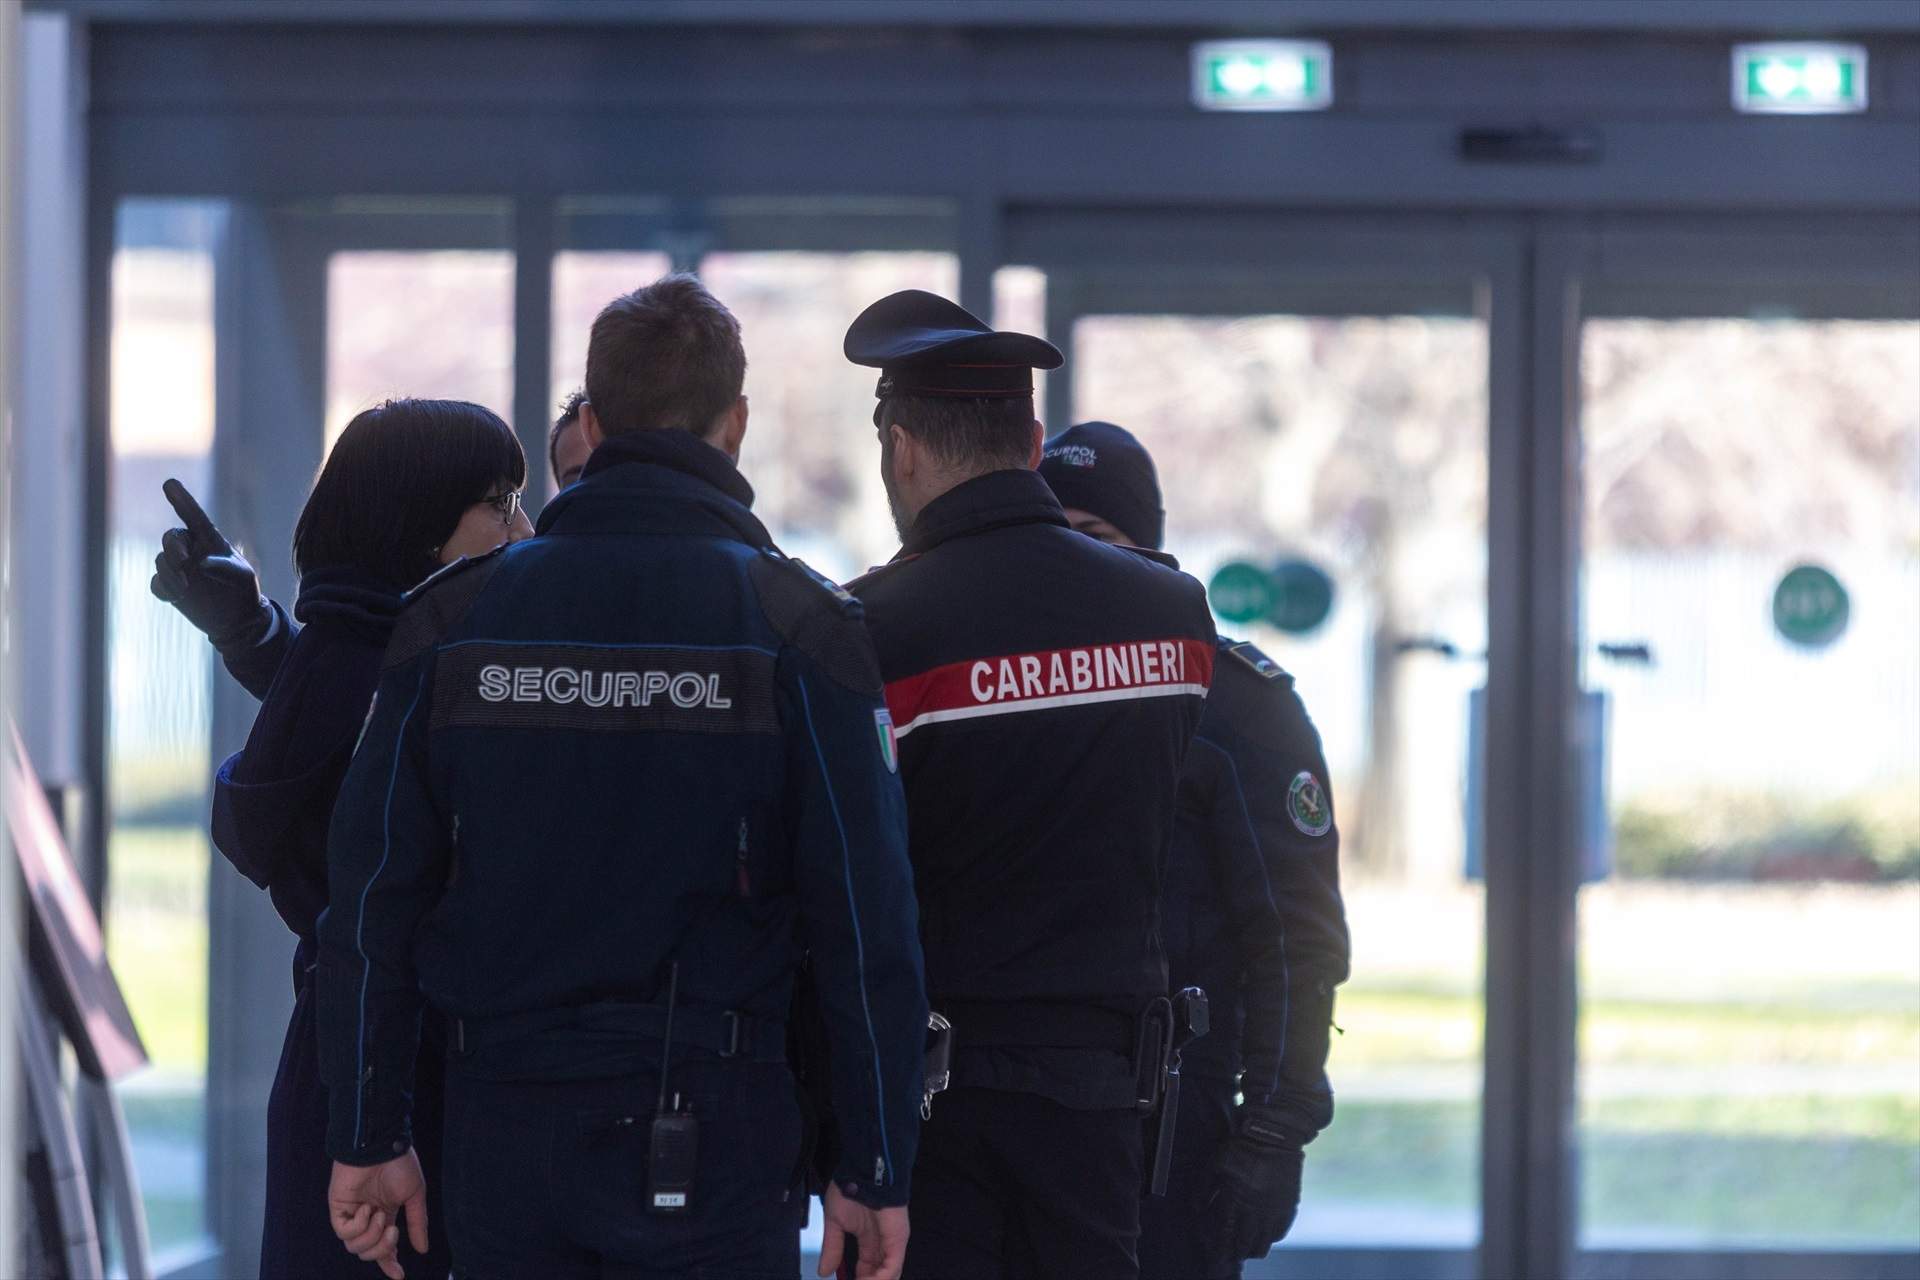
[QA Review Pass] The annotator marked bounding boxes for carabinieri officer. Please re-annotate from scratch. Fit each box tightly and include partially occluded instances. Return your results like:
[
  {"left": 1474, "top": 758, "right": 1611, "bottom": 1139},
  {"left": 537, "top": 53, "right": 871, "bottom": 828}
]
[
  {"left": 1038, "top": 421, "right": 1351, "bottom": 1278},
  {"left": 315, "top": 275, "right": 928, "bottom": 1280},
  {"left": 842, "top": 292, "right": 1218, "bottom": 1280}
]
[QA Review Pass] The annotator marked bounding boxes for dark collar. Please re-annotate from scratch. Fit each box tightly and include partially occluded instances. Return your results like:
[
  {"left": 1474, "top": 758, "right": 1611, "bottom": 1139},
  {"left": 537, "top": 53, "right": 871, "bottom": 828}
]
[
  {"left": 293, "top": 565, "right": 406, "bottom": 639},
  {"left": 537, "top": 430, "right": 771, "bottom": 548},
  {"left": 578, "top": 430, "right": 755, "bottom": 506},
  {"left": 901, "top": 468, "right": 1069, "bottom": 557}
]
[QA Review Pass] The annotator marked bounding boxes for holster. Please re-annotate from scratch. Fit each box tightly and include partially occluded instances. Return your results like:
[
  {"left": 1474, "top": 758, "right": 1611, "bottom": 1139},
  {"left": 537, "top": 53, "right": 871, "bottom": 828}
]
[
  {"left": 922, "top": 1011, "right": 953, "bottom": 1119},
  {"left": 1141, "top": 987, "right": 1210, "bottom": 1197}
]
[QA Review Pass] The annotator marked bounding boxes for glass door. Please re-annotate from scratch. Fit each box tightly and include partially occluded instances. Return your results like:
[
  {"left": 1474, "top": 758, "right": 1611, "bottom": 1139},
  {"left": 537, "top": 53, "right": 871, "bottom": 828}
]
[
  {"left": 1006, "top": 212, "right": 1525, "bottom": 1279},
  {"left": 1564, "top": 221, "right": 1920, "bottom": 1278}
]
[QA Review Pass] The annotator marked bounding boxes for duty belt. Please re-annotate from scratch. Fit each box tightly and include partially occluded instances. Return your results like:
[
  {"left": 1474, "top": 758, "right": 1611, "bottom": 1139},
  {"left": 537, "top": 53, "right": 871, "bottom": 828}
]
[
  {"left": 938, "top": 1000, "right": 1136, "bottom": 1055},
  {"left": 452, "top": 1000, "right": 786, "bottom": 1062}
]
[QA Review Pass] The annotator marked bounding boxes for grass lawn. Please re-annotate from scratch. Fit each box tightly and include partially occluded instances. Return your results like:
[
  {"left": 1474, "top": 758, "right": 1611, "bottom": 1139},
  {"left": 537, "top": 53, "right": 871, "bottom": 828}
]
[
  {"left": 1309, "top": 1094, "right": 1920, "bottom": 1244},
  {"left": 1322, "top": 977, "right": 1920, "bottom": 1245},
  {"left": 106, "top": 826, "right": 211, "bottom": 1073},
  {"left": 1331, "top": 984, "right": 1920, "bottom": 1071}
]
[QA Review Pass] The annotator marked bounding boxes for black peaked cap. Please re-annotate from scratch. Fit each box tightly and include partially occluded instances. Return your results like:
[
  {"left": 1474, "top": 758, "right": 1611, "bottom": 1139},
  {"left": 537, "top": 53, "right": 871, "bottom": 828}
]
[{"left": 845, "top": 289, "right": 1062, "bottom": 401}]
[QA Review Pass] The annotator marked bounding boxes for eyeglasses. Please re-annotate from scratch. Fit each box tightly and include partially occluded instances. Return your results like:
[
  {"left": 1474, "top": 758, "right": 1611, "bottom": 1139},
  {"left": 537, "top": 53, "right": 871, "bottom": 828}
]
[{"left": 483, "top": 489, "right": 523, "bottom": 526}]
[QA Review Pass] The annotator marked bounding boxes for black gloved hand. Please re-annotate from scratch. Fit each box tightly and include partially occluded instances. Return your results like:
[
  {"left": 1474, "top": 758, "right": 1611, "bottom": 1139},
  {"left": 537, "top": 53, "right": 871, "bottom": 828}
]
[
  {"left": 1203, "top": 1102, "right": 1306, "bottom": 1263},
  {"left": 149, "top": 479, "right": 273, "bottom": 651}
]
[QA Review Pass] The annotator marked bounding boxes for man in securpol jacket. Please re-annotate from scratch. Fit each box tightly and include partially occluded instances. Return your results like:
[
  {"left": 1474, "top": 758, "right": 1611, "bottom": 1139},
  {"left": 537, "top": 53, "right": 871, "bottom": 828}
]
[
  {"left": 1039, "top": 421, "right": 1351, "bottom": 1278},
  {"left": 315, "top": 276, "right": 928, "bottom": 1280},
  {"left": 842, "top": 291, "right": 1218, "bottom": 1280}
]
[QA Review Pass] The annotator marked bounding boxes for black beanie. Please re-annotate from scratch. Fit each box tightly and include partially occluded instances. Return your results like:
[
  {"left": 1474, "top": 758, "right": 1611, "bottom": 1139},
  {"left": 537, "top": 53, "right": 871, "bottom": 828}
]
[{"left": 1037, "top": 421, "right": 1166, "bottom": 551}]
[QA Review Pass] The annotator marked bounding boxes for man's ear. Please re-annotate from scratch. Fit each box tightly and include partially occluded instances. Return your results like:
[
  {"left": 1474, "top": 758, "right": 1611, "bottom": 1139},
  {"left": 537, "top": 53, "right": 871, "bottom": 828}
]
[
  {"left": 712, "top": 395, "right": 749, "bottom": 460},
  {"left": 579, "top": 401, "right": 607, "bottom": 451},
  {"left": 1024, "top": 419, "right": 1044, "bottom": 469},
  {"left": 887, "top": 423, "right": 916, "bottom": 479}
]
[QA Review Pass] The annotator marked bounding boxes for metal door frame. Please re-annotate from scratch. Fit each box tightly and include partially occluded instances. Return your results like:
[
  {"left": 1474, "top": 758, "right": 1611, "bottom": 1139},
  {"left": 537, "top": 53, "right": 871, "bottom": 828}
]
[
  {"left": 1545, "top": 212, "right": 1920, "bottom": 1280},
  {"left": 1011, "top": 209, "right": 1557, "bottom": 1280}
]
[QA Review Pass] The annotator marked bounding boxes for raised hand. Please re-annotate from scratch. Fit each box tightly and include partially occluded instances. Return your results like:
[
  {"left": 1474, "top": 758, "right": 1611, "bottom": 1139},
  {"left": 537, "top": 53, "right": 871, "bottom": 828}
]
[{"left": 150, "top": 478, "right": 272, "bottom": 649}]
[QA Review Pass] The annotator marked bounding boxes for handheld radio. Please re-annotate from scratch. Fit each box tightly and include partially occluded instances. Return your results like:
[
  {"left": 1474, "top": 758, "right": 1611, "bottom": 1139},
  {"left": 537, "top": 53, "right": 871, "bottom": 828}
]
[{"left": 647, "top": 963, "right": 699, "bottom": 1213}]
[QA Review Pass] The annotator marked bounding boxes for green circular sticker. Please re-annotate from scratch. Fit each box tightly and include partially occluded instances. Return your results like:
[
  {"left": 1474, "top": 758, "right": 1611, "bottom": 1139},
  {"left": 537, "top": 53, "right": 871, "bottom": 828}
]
[
  {"left": 1209, "top": 561, "right": 1277, "bottom": 624},
  {"left": 1772, "top": 563, "right": 1850, "bottom": 649},
  {"left": 1287, "top": 771, "right": 1332, "bottom": 837},
  {"left": 1267, "top": 558, "right": 1335, "bottom": 635}
]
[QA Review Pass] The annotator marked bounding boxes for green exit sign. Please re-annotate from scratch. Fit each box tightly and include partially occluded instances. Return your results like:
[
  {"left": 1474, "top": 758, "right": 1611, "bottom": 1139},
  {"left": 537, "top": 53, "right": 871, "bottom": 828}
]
[
  {"left": 1733, "top": 43, "right": 1867, "bottom": 115},
  {"left": 1193, "top": 40, "right": 1332, "bottom": 113}
]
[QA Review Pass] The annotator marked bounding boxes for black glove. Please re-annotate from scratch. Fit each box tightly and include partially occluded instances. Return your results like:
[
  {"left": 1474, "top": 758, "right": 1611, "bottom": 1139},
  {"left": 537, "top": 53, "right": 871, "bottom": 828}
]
[
  {"left": 1203, "top": 1102, "right": 1306, "bottom": 1263},
  {"left": 149, "top": 478, "right": 274, "bottom": 652}
]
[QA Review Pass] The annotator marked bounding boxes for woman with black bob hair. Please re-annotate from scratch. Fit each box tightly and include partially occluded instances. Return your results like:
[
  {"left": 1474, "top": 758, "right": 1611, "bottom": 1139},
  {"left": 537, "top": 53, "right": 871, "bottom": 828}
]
[{"left": 206, "top": 398, "right": 530, "bottom": 1279}]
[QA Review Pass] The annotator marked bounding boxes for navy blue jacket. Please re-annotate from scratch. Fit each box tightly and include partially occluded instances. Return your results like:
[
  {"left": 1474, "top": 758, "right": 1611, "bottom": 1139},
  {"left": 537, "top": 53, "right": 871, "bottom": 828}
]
[
  {"left": 850, "top": 469, "right": 1215, "bottom": 1110},
  {"left": 1170, "top": 638, "right": 1349, "bottom": 1137},
  {"left": 316, "top": 431, "right": 928, "bottom": 1209},
  {"left": 212, "top": 568, "right": 403, "bottom": 940},
  {"left": 220, "top": 599, "right": 299, "bottom": 702}
]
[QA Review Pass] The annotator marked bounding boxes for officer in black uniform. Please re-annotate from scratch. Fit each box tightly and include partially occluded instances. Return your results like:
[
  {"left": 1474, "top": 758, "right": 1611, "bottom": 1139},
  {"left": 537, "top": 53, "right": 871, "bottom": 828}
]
[
  {"left": 841, "top": 293, "right": 1218, "bottom": 1280},
  {"left": 315, "top": 276, "right": 928, "bottom": 1280},
  {"left": 1038, "top": 421, "right": 1351, "bottom": 1278}
]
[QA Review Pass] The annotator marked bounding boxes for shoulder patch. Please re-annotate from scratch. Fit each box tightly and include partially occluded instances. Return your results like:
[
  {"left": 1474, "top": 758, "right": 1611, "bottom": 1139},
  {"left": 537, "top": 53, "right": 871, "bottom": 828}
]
[
  {"left": 789, "top": 554, "right": 862, "bottom": 615},
  {"left": 1204, "top": 636, "right": 1311, "bottom": 752},
  {"left": 382, "top": 544, "right": 508, "bottom": 670},
  {"left": 748, "top": 551, "right": 882, "bottom": 695},
  {"left": 1223, "top": 638, "right": 1292, "bottom": 685},
  {"left": 1286, "top": 770, "right": 1334, "bottom": 837}
]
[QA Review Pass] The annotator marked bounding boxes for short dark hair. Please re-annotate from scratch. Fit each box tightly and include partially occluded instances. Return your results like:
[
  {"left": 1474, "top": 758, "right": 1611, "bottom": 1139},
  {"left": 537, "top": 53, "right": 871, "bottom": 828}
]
[
  {"left": 294, "top": 398, "right": 526, "bottom": 589},
  {"left": 550, "top": 388, "right": 586, "bottom": 477},
  {"left": 585, "top": 274, "right": 745, "bottom": 438},
  {"left": 881, "top": 395, "right": 1036, "bottom": 471}
]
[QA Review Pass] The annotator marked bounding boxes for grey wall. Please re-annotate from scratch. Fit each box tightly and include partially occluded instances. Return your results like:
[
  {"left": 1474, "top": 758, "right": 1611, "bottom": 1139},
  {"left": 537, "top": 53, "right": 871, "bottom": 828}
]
[
  {"left": 77, "top": 24, "right": 1920, "bottom": 215},
  {"left": 24, "top": 0, "right": 1920, "bottom": 34}
]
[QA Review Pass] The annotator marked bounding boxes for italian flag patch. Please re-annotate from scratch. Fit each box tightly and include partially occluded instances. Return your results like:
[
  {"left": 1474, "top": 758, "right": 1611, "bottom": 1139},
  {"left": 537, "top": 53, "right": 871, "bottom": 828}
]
[{"left": 875, "top": 707, "right": 898, "bottom": 773}]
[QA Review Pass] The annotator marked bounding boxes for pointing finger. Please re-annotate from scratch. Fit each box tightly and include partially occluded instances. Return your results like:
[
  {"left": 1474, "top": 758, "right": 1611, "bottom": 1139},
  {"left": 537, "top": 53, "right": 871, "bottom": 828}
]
[{"left": 162, "top": 479, "right": 225, "bottom": 551}]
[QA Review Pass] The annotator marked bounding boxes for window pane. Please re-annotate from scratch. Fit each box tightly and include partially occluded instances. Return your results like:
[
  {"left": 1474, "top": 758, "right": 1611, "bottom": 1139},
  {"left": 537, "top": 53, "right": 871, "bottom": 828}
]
[
  {"left": 325, "top": 251, "right": 514, "bottom": 446},
  {"left": 551, "top": 250, "right": 673, "bottom": 412},
  {"left": 992, "top": 265, "right": 1048, "bottom": 415},
  {"left": 107, "top": 199, "right": 222, "bottom": 1258},
  {"left": 700, "top": 251, "right": 960, "bottom": 583},
  {"left": 1072, "top": 308, "right": 1491, "bottom": 1248},
  {"left": 1578, "top": 318, "right": 1920, "bottom": 1250}
]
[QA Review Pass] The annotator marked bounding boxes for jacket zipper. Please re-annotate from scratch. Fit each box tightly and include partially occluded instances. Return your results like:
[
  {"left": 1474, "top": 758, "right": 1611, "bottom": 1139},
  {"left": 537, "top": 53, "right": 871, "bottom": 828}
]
[{"left": 736, "top": 817, "right": 751, "bottom": 898}]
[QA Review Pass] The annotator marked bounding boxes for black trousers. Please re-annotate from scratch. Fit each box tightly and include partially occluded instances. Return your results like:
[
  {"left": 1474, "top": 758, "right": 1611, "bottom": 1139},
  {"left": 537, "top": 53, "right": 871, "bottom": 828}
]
[
  {"left": 1137, "top": 1080, "right": 1238, "bottom": 1280},
  {"left": 441, "top": 1056, "right": 806, "bottom": 1280},
  {"left": 904, "top": 1086, "right": 1144, "bottom": 1280},
  {"left": 261, "top": 953, "right": 451, "bottom": 1280}
]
